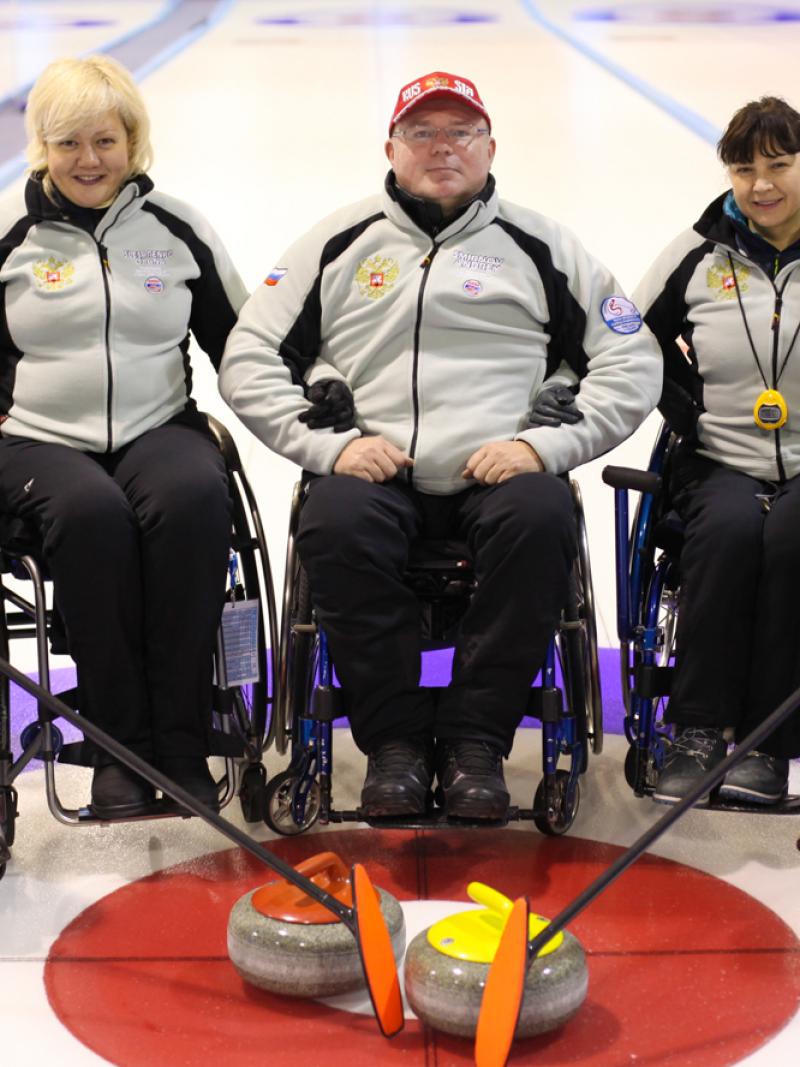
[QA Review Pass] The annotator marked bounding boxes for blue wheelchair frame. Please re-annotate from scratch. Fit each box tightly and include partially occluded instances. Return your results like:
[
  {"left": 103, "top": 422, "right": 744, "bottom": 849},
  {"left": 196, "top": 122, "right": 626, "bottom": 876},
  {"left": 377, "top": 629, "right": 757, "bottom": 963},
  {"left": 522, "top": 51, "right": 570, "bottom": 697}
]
[
  {"left": 604, "top": 424, "right": 800, "bottom": 812},
  {"left": 268, "top": 478, "right": 602, "bottom": 837}
]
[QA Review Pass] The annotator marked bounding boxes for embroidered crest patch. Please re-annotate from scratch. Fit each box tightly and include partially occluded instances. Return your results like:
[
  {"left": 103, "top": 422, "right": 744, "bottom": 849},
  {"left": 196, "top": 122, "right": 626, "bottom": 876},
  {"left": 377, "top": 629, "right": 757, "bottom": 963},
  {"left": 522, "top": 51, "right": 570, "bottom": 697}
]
[
  {"left": 707, "top": 263, "right": 749, "bottom": 300},
  {"left": 355, "top": 255, "right": 399, "bottom": 300},
  {"left": 33, "top": 256, "right": 75, "bottom": 291}
]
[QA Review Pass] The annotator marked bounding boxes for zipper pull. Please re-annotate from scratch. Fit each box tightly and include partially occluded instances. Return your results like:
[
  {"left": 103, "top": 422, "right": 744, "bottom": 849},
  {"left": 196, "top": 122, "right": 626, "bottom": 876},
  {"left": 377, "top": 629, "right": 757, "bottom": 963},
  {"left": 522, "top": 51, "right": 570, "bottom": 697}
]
[{"left": 99, "top": 243, "right": 111, "bottom": 273}]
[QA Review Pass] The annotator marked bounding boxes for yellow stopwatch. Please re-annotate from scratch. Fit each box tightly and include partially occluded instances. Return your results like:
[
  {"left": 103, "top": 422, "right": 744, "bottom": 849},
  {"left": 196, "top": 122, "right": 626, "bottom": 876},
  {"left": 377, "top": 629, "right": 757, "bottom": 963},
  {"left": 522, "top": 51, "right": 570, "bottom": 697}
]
[{"left": 753, "top": 389, "right": 788, "bottom": 430}]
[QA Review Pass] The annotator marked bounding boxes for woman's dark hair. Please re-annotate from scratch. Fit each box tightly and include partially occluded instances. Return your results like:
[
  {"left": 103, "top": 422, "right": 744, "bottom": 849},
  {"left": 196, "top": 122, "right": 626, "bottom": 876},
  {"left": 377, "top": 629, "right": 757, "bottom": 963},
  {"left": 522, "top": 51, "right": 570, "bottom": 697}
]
[{"left": 718, "top": 96, "right": 800, "bottom": 164}]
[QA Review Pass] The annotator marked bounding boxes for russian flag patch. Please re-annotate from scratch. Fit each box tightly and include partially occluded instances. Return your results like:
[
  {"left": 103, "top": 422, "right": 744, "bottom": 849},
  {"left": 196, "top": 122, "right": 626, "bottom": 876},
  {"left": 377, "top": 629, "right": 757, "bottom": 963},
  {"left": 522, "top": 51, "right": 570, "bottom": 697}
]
[{"left": 264, "top": 267, "right": 288, "bottom": 286}]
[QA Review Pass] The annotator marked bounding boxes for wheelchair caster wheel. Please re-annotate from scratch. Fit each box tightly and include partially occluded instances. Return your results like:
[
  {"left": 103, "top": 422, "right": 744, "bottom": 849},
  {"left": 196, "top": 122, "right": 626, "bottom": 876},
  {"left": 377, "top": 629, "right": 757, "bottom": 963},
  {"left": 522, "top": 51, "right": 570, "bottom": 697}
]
[
  {"left": 404, "top": 881, "right": 588, "bottom": 1037},
  {"left": 264, "top": 770, "right": 321, "bottom": 835},
  {"left": 533, "top": 770, "right": 580, "bottom": 836},
  {"left": 238, "top": 763, "right": 266, "bottom": 822},
  {"left": 19, "top": 722, "right": 63, "bottom": 759},
  {"left": 228, "top": 851, "right": 405, "bottom": 997}
]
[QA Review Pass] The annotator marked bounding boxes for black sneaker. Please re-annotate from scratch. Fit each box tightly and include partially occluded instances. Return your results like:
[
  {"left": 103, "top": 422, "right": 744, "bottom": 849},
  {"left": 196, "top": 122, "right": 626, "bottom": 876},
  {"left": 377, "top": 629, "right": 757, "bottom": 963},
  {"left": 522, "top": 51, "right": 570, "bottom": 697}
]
[
  {"left": 436, "top": 739, "right": 510, "bottom": 820},
  {"left": 90, "top": 762, "right": 157, "bottom": 819},
  {"left": 652, "top": 726, "right": 727, "bottom": 806},
  {"left": 159, "top": 756, "right": 220, "bottom": 812},
  {"left": 718, "top": 751, "right": 790, "bottom": 806},
  {"left": 360, "top": 736, "right": 434, "bottom": 817}
]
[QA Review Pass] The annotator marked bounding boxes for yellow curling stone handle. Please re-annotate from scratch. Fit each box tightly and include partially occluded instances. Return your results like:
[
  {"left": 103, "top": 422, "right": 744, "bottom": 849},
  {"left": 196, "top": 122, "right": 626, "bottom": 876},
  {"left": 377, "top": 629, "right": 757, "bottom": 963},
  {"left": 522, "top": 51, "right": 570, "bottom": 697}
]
[{"left": 426, "top": 880, "right": 564, "bottom": 963}]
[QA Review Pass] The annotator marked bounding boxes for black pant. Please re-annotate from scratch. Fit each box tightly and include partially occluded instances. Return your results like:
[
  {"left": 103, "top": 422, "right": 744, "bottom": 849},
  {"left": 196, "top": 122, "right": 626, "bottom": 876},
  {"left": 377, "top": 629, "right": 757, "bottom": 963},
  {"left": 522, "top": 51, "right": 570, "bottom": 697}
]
[
  {"left": 295, "top": 472, "right": 577, "bottom": 755},
  {"left": 0, "top": 414, "right": 232, "bottom": 762},
  {"left": 667, "top": 452, "right": 800, "bottom": 758}
]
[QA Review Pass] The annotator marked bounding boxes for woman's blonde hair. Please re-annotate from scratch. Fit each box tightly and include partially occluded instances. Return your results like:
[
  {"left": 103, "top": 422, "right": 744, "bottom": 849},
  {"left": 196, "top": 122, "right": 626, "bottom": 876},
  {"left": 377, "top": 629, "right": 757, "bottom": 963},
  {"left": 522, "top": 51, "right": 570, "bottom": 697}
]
[{"left": 25, "top": 55, "right": 153, "bottom": 191}]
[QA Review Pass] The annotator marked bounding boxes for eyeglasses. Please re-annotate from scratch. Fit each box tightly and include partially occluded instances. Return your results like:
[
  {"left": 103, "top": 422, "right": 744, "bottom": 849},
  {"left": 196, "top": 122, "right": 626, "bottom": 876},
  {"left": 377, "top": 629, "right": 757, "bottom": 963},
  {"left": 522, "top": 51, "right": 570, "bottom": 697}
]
[{"left": 392, "top": 124, "right": 490, "bottom": 149}]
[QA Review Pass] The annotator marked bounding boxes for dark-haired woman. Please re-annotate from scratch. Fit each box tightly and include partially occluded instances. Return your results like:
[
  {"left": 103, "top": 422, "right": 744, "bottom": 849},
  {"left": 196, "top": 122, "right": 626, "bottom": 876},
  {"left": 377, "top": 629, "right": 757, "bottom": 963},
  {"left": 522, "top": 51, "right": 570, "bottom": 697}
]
[{"left": 634, "top": 96, "right": 800, "bottom": 806}]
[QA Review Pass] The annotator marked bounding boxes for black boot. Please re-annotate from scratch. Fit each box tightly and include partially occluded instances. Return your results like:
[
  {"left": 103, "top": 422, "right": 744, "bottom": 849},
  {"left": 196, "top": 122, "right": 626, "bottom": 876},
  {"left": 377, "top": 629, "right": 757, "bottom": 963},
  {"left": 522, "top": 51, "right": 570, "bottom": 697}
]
[
  {"left": 91, "top": 762, "right": 157, "bottom": 819},
  {"left": 360, "top": 736, "right": 434, "bottom": 817},
  {"left": 436, "top": 739, "right": 510, "bottom": 820},
  {"left": 158, "top": 756, "right": 220, "bottom": 812}
]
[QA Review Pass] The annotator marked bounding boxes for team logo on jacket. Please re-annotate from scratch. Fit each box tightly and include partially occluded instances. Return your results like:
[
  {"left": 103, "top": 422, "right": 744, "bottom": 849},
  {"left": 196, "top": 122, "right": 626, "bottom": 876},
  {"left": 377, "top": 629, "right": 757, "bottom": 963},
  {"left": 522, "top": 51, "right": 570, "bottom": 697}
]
[
  {"left": 463, "top": 278, "right": 482, "bottom": 296},
  {"left": 355, "top": 255, "right": 399, "bottom": 299},
  {"left": 707, "top": 263, "right": 749, "bottom": 299},
  {"left": 144, "top": 276, "right": 164, "bottom": 293},
  {"left": 33, "top": 256, "right": 75, "bottom": 291},
  {"left": 600, "top": 295, "right": 642, "bottom": 334}
]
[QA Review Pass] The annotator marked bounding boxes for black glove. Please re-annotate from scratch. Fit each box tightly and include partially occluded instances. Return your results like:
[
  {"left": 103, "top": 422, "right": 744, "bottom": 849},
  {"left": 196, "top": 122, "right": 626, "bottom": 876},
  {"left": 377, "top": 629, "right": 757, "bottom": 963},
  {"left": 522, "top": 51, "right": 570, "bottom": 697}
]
[
  {"left": 298, "top": 379, "right": 356, "bottom": 432},
  {"left": 526, "top": 385, "right": 584, "bottom": 428}
]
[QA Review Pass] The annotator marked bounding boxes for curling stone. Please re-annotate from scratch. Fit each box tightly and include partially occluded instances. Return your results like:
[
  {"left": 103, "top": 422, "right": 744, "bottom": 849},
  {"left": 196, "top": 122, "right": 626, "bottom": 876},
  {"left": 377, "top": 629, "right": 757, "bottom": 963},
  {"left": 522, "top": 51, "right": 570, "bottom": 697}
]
[
  {"left": 404, "top": 881, "right": 587, "bottom": 1038},
  {"left": 228, "top": 851, "right": 405, "bottom": 998}
]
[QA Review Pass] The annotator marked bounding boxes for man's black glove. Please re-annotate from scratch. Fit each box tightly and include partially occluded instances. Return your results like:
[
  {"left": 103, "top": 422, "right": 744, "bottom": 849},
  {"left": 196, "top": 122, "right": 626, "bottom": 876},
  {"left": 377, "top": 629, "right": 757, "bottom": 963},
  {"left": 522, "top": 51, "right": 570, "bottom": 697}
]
[
  {"left": 298, "top": 379, "right": 356, "bottom": 432},
  {"left": 526, "top": 385, "right": 584, "bottom": 427}
]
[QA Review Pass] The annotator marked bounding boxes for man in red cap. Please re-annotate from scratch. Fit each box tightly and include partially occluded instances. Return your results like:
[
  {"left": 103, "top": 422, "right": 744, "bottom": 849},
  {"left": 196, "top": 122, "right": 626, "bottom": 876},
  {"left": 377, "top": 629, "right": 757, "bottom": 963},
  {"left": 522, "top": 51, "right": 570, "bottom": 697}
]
[{"left": 221, "top": 72, "right": 661, "bottom": 821}]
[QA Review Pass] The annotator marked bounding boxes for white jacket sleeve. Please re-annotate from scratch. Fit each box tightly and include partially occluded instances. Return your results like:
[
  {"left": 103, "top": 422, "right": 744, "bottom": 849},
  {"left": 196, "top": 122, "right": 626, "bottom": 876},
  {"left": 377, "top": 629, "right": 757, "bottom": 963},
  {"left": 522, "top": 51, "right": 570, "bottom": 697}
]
[
  {"left": 218, "top": 225, "right": 360, "bottom": 474},
  {"left": 515, "top": 226, "right": 663, "bottom": 473}
]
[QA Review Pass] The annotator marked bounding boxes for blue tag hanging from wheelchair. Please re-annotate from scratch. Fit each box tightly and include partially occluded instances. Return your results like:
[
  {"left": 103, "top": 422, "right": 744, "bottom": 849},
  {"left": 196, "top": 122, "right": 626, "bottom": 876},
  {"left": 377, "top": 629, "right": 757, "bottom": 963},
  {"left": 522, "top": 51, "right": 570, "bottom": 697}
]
[{"left": 219, "top": 600, "right": 261, "bottom": 685}]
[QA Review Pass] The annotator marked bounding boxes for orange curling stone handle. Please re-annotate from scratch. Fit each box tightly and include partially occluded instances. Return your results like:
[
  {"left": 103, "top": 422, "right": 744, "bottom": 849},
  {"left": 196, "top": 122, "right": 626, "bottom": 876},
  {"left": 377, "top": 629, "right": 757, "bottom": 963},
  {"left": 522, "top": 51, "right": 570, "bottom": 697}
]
[{"left": 252, "top": 851, "right": 356, "bottom": 924}]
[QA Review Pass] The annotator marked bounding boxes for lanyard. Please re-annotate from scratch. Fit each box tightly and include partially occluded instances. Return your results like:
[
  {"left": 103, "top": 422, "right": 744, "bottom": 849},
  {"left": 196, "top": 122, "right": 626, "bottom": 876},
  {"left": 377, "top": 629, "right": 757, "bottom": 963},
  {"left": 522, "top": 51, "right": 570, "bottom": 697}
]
[{"left": 728, "top": 252, "right": 800, "bottom": 389}]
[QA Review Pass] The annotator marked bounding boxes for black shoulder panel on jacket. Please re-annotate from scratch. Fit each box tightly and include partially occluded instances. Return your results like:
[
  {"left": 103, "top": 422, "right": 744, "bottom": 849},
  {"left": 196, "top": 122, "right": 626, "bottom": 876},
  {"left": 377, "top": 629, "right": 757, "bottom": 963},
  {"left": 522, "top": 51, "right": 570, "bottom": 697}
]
[
  {"left": 494, "top": 217, "right": 589, "bottom": 380},
  {"left": 278, "top": 212, "right": 385, "bottom": 388},
  {"left": 644, "top": 240, "right": 712, "bottom": 437},
  {"left": 141, "top": 201, "right": 236, "bottom": 371},
  {"left": 1, "top": 216, "right": 38, "bottom": 415}
]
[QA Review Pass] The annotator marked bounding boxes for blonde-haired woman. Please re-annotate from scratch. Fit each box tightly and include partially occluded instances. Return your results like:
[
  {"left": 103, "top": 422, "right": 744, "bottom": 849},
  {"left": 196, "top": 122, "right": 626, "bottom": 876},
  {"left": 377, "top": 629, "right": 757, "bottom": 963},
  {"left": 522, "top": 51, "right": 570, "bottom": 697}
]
[{"left": 0, "top": 56, "right": 247, "bottom": 816}]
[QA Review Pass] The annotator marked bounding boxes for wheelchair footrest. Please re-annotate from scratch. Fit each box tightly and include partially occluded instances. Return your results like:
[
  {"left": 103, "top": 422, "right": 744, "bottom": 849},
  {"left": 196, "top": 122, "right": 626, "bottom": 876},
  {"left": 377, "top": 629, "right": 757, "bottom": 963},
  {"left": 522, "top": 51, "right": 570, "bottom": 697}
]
[{"left": 330, "top": 805, "right": 531, "bottom": 829}]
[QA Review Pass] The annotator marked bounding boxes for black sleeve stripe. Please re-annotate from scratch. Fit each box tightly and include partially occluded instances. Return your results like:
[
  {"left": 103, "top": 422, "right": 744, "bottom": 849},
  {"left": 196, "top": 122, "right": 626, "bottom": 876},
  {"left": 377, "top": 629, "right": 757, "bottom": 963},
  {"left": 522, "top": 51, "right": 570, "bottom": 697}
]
[
  {"left": 644, "top": 241, "right": 711, "bottom": 432},
  {"left": 141, "top": 201, "right": 237, "bottom": 371},
  {"left": 278, "top": 212, "right": 385, "bottom": 389},
  {"left": 494, "top": 217, "right": 590, "bottom": 380},
  {"left": 0, "top": 217, "right": 38, "bottom": 414}
]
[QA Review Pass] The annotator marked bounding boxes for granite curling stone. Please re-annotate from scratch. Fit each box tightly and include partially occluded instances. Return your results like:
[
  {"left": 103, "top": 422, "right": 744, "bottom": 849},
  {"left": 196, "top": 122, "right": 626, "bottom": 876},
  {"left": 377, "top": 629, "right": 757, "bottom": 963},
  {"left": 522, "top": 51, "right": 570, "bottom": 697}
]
[
  {"left": 228, "top": 851, "right": 405, "bottom": 998},
  {"left": 404, "top": 881, "right": 587, "bottom": 1038}
]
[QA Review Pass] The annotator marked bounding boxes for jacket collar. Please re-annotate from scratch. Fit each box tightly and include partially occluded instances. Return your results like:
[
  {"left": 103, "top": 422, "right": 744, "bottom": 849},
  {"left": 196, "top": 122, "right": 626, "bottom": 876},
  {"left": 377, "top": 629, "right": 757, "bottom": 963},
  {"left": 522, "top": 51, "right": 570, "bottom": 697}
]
[
  {"left": 24, "top": 172, "right": 154, "bottom": 234},
  {"left": 694, "top": 189, "right": 800, "bottom": 274},
  {"left": 383, "top": 170, "right": 497, "bottom": 239}
]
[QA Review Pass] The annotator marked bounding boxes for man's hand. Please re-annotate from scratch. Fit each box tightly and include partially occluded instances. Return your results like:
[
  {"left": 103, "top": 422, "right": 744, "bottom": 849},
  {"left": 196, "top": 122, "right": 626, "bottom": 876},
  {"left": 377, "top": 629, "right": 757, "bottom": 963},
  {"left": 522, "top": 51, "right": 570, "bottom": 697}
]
[
  {"left": 526, "top": 385, "right": 584, "bottom": 427},
  {"left": 298, "top": 379, "right": 356, "bottom": 432},
  {"left": 462, "top": 440, "right": 544, "bottom": 485},
  {"left": 334, "top": 436, "right": 413, "bottom": 482}
]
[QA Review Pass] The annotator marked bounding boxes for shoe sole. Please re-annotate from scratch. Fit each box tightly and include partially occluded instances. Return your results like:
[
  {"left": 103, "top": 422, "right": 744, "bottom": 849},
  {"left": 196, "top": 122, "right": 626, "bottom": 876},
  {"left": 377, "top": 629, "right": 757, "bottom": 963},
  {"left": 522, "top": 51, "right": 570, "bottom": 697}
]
[
  {"left": 652, "top": 791, "right": 711, "bottom": 808},
  {"left": 90, "top": 800, "right": 159, "bottom": 819},
  {"left": 717, "top": 784, "right": 787, "bottom": 806}
]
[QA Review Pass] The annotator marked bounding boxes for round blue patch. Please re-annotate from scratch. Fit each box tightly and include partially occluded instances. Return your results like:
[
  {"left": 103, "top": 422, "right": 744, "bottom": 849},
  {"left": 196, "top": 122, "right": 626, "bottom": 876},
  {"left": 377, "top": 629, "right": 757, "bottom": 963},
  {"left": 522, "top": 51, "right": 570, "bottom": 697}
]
[
  {"left": 144, "top": 276, "right": 164, "bottom": 293},
  {"left": 601, "top": 295, "right": 642, "bottom": 334}
]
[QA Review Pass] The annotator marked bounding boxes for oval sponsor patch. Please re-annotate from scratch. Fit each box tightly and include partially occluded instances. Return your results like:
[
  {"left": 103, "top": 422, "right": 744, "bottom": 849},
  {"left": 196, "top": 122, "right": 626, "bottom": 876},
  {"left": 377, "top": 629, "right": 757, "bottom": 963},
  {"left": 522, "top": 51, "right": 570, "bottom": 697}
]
[
  {"left": 144, "top": 276, "right": 164, "bottom": 293},
  {"left": 600, "top": 295, "right": 642, "bottom": 333},
  {"left": 463, "top": 278, "right": 482, "bottom": 297}
]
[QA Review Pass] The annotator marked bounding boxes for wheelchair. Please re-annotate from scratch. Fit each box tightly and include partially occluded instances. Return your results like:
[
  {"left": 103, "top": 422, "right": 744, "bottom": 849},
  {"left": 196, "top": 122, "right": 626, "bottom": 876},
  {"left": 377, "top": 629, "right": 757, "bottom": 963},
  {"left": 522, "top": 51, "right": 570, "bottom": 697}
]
[
  {"left": 0, "top": 414, "right": 279, "bottom": 882},
  {"left": 265, "top": 474, "right": 602, "bottom": 838},
  {"left": 603, "top": 423, "right": 799, "bottom": 813}
]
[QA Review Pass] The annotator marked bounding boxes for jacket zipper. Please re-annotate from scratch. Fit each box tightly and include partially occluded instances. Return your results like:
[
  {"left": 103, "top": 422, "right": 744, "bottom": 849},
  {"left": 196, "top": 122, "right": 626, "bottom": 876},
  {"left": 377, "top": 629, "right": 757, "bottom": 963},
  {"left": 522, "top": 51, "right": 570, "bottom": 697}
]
[
  {"left": 96, "top": 239, "right": 114, "bottom": 452},
  {"left": 407, "top": 242, "right": 439, "bottom": 482}
]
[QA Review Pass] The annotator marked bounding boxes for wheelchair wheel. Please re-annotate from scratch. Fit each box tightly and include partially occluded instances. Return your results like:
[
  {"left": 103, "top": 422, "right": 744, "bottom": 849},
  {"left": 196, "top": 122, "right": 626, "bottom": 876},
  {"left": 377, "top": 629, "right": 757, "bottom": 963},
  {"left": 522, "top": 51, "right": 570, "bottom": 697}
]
[
  {"left": 264, "top": 770, "right": 321, "bottom": 835},
  {"left": 276, "top": 483, "right": 315, "bottom": 755},
  {"left": 570, "top": 480, "right": 603, "bottom": 755},
  {"left": 533, "top": 770, "right": 580, "bottom": 836}
]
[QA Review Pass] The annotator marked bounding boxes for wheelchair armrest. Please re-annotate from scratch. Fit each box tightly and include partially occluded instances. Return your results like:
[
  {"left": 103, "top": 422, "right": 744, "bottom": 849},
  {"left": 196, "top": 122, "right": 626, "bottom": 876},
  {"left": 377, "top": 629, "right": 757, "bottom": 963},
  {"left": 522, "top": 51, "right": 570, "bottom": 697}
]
[
  {"left": 602, "top": 465, "right": 662, "bottom": 496},
  {"left": 202, "top": 412, "right": 242, "bottom": 472}
]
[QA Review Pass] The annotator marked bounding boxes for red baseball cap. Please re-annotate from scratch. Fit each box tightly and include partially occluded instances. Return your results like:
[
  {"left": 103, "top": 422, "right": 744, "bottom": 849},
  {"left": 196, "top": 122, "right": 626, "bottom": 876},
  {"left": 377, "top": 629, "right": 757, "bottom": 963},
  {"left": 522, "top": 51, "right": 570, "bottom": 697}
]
[{"left": 389, "top": 72, "right": 491, "bottom": 134}]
